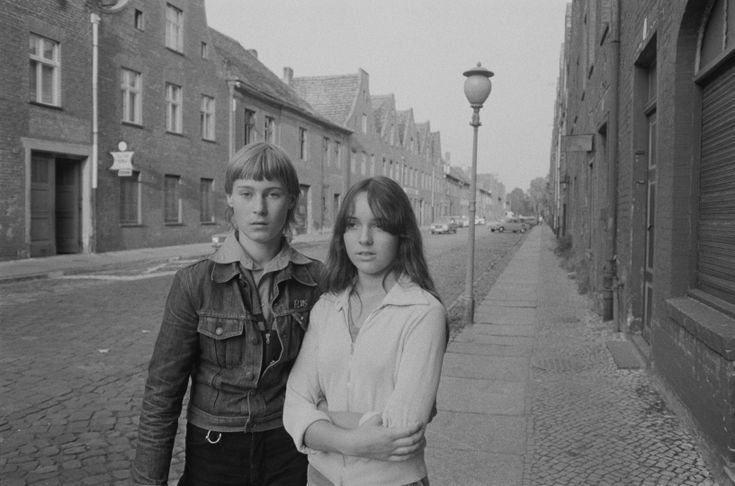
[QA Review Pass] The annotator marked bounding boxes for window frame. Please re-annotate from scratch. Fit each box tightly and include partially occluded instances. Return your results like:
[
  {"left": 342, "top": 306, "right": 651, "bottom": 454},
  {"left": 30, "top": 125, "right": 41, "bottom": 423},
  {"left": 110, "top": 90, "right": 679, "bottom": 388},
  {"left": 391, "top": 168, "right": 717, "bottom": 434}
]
[
  {"left": 264, "top": 115, "right": 276, "bottom": 143},
  {"left": 165, "top": 4, "right": 184, "bottom": 52},
  {"left": 299, "top": 127, "right": 308, "bottom": 160},
  {"left": 243, "top": 109, "right": 256, "bottom": 145},
  {"left": 164, "top": 174, "right": 182, "bottom": 224},
  {"left": 134, "top": 9, "right": 144, "bottom": 30},
  {"left": 119, "top": 171, "right": 142, "bottom": 225},
  {"left": 199, "top": 178, "right": 215, "bottom": 223},
  {"left": 121, "top": 68, "right": 142, "bottom": 125},
  {"left": 29, "top": 33, "right": 60, "bottom": 106},
  {"left": 200, "top": 94, "right": 215, "bottom": 141},
  {"left": 165, "top": 83, "right": 183, "bottom": 134}
]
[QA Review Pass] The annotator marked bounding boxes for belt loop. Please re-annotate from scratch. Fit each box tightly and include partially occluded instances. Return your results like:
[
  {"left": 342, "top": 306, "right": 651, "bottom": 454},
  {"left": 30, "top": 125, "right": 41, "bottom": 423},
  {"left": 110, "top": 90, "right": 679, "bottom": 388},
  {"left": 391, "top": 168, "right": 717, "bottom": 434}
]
[{"left": 205, "top": 429, "right": 222, "bottom": 444}]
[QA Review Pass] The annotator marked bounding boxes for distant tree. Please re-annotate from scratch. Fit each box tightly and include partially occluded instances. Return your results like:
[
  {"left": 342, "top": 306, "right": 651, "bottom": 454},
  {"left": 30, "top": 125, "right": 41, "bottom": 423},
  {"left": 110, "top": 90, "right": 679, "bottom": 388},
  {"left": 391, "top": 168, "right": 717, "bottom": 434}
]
[
  {"left": 527, "top": 177, "right": 550, "bottom": 217},
  {"left": 507, "top": 187, "right": 531, "bottom": 215}
]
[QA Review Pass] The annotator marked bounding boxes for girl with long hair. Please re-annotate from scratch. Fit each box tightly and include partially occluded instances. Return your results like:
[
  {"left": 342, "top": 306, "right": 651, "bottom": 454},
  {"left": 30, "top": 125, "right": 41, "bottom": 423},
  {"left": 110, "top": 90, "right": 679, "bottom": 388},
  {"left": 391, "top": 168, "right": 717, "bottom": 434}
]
[{"left": 284, "top": 176, "right": 447, "bottom": 486}]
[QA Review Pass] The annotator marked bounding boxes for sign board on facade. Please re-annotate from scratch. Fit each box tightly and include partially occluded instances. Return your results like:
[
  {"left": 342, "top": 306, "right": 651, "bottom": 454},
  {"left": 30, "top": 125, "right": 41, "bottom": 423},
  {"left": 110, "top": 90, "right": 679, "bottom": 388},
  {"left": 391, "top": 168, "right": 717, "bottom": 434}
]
[
  {"left": 109, "top": 141, "right": 135, "bottom": 177},
  {"left": 563, "top": 134, "right": 594, "bottom": 152}
]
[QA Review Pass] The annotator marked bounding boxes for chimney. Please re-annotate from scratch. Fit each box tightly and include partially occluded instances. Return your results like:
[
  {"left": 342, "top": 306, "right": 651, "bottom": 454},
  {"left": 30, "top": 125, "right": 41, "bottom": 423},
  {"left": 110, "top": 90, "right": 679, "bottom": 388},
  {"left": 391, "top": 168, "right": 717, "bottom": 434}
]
[
  {"left": 246, "top": 49, "right": 258, "bottom": 59},
  {"left": 283, "top": 66, "right": 294, "bottom": 85}
]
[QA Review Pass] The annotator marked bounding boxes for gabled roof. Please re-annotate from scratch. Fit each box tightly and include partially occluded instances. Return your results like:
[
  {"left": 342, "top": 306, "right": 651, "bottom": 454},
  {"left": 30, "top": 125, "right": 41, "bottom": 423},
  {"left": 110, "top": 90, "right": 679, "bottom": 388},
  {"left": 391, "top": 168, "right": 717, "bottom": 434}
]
[
  {"left": 208, "top": 29, "right": 347, "bottom": 132},
  {"left": 371, "top": 94, "right": 395, "bottom": 137},
  {"left": 429, "top": 132, "right": 442, "bottom": 160},
  {"left": 291, "top": 73, "right": 362, "bottom": 126},
  {"left": 448, "top": 166, "right": 470, "bottom": 185},
  {"left": 396, "top": 109, "right": 414, "bottom": 146},
  {"left": 415, "top": 121, "right": 430, "bottom": 154}
]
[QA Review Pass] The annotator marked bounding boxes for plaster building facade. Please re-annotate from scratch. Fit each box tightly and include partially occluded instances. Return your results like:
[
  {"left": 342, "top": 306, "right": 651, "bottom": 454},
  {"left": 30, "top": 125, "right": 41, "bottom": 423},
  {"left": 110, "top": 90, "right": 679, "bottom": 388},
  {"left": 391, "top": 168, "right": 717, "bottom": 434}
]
[{"left": 552, "top": 0, "right": 735, "bottom": 477}]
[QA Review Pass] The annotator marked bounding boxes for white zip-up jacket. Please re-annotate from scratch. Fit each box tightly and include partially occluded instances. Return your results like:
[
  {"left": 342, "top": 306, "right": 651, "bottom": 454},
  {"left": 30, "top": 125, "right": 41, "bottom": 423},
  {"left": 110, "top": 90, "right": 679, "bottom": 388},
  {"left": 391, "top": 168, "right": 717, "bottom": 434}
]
[{"left": 284, "top": 278, "right": 447, "bottom": 486}]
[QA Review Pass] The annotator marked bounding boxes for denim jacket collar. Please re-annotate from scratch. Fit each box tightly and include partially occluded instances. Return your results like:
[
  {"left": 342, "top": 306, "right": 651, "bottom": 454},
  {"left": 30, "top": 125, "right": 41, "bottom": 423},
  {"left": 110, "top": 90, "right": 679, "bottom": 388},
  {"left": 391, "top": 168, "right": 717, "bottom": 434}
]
[{"left": 207, "top": 231, "right": 317, "bottom": 287}]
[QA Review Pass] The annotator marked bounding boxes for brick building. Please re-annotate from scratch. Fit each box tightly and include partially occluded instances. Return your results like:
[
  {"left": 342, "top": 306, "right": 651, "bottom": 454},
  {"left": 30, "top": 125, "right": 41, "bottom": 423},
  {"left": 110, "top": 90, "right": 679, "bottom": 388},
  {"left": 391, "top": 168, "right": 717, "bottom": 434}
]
[
  {"left": 553, "top": 0, "right": 735, "bottom": 477},
  {"left": 0, "top": 0, "right": 468, "bottom": 261},
  {"left": 289, "top": 69, "right": 449, "bottom": 225}
]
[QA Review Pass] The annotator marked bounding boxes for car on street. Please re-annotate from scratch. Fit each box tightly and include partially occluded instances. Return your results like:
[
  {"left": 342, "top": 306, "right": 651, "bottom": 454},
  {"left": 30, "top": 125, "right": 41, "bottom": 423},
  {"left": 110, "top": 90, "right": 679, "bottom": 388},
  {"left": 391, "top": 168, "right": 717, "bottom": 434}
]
[
  {"left": 494, "top": 217, "right": 528, "bottom": 233},
  {"left": 430, "top": 218, "right": 458, "bottom": 234},
  {"left": 487, "top": 220, "right": 502, "bottom": 232}
]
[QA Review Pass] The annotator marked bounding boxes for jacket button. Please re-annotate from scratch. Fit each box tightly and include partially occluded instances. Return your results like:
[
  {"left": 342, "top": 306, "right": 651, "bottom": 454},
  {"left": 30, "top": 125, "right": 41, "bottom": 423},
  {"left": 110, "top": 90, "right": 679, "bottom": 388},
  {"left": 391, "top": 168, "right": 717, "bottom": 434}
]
[
  {"left": 215, "top": 327, "right": 224, "bottom": 336},
  {"left": 250, "top": 336, "right": 259, "bottom": 344},
  {"left": 245, "top": 372, "right": 255, "bottom": 381}
]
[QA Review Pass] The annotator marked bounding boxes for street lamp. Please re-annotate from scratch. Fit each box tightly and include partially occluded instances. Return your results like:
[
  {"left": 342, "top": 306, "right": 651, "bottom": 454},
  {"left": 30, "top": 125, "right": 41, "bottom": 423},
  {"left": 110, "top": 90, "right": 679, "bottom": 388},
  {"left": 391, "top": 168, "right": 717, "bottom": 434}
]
[{"left": 462, "top": 62, "right": 494, "bottom": 324}]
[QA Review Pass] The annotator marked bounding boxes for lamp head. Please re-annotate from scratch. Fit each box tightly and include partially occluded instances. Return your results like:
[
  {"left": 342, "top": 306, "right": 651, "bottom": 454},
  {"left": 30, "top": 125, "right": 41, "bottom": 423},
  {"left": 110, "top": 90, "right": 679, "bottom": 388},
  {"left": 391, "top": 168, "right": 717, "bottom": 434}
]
[{"left": 463, "top": 62, "right": 494, "bottom": 107}]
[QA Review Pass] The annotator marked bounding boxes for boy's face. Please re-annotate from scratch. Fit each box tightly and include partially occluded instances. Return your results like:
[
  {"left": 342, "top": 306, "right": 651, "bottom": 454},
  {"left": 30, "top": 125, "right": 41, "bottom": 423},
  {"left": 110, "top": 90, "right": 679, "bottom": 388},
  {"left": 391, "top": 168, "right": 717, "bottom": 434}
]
[{"left": 227, "top": 178, "right": 294, "bottom": 247}]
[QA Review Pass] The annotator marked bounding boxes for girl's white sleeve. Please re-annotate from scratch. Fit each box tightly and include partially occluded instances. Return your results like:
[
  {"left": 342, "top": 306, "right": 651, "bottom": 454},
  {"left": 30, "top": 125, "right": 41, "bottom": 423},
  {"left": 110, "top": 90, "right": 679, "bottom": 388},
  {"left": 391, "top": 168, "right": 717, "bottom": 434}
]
[
  {"left": 382, "top": 302, "right": 447, "bottom": 428},
  {"left": 283, "top": 300, "right": 330, "bottom": 454}
]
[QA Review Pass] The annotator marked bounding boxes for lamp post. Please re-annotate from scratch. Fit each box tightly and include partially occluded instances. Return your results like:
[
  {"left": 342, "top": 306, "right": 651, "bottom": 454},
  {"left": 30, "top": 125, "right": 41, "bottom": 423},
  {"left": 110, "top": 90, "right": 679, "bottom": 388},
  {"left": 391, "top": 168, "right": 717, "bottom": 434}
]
[{"left": 462, "top": 62, "right": 494, "bottom": 324}]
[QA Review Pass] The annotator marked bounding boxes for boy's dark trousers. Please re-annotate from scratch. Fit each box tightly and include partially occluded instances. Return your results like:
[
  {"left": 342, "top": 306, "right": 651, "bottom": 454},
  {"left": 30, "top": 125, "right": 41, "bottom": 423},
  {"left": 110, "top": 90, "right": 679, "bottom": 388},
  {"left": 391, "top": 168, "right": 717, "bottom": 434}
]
[{"left": 178, "top": 422, "right": 307, "bottom": 486}]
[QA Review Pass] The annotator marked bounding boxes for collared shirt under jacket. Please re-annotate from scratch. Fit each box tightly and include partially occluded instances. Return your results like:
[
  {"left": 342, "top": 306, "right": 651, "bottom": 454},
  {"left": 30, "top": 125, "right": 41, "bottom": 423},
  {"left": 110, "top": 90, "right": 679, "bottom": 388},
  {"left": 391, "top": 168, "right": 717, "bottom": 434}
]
[
  {"left": 283, "top": 278, "right": 447, "bottom": 486},
  {"left": 132, "top": 231, "right": 324, "bottom": 486}
]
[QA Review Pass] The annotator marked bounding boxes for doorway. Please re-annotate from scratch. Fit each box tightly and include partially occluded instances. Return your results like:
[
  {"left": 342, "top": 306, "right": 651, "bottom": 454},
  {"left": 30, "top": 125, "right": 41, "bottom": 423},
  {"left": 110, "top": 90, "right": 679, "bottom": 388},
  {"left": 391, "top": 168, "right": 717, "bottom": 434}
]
[{"left": 30, "top": 152, "right": 82, "bottom": 256}]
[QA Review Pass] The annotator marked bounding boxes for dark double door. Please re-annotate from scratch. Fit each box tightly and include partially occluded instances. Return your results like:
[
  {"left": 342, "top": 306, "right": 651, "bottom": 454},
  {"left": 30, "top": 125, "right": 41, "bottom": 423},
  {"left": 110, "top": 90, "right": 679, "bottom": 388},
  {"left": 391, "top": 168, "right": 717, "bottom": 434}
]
[{"left": 31, "top": 152, "right": 82, "bottom": 257}]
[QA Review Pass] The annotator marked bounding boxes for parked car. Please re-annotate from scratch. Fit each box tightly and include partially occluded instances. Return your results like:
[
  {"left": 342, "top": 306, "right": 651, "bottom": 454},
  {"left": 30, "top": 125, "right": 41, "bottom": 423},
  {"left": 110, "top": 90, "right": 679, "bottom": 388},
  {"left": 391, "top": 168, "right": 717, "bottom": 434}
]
[
  {"left": 520, "top": 216, "right": 538, "bottom": 226},
  {"left": 430, "top": 218, "right": 458, "bottom": 234},
  {"left": 475, "top": 217, "right": 486, "bottom": 225},
  {"left": 487, "top": 220, "right": 502, "bottom": 232},
  {"left": 494, "top": 217, "right": 528, "bottom": 233}
]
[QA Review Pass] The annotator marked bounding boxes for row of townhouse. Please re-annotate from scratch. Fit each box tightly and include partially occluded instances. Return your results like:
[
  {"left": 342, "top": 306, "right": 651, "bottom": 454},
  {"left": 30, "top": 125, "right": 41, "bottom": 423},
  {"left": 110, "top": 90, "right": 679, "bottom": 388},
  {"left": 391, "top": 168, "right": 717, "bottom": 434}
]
[
  {"left": 0, "top": 0, "right": 504, "bottom": 261},
  {"left": 551, "top": 0, "right": 735, "bottom": 479}
]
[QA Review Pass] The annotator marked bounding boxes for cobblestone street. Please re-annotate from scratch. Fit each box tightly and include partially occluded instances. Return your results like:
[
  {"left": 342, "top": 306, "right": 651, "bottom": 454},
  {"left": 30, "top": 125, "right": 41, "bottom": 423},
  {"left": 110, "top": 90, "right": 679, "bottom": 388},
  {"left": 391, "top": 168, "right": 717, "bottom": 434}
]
[
  {"left": 521, "top": 231, "right": 720, "bottom": 486},
  {"left": 0, "top": 227, "right": 726, "bottom": 485}
]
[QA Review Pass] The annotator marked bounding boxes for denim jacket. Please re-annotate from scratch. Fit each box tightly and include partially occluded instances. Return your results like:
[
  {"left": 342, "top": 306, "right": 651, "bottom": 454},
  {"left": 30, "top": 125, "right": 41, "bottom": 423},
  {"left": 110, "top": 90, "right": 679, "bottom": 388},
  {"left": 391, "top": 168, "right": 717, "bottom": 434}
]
[{"left": 132, "top": 233, "right": 324, "bottom": 485}]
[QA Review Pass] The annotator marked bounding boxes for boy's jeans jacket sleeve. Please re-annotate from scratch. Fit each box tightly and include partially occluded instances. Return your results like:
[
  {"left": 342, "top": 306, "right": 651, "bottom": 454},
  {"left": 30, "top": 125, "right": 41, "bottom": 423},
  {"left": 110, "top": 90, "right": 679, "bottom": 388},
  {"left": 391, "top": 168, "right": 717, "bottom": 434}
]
[{"left": 131, "top": 256, "right": 324, "bottom": 485}]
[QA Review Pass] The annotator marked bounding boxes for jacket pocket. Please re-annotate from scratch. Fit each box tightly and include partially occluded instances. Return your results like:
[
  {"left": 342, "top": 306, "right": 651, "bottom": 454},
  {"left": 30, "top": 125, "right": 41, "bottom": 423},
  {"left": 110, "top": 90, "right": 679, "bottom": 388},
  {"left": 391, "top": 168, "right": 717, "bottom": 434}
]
[{"left": 197, "top": 315, "right": 245, "bottom": 367}]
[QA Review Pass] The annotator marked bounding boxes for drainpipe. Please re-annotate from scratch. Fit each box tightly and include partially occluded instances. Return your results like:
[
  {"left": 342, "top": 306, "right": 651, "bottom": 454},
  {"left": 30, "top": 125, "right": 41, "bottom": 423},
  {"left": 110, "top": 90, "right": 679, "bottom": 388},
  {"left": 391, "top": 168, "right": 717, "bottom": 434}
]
[
  {"left": 90, "top": 13, "right": 100, "bottom": 252},
  {"left": 604, "top": 0, "right": 621, "bottom": 324}
]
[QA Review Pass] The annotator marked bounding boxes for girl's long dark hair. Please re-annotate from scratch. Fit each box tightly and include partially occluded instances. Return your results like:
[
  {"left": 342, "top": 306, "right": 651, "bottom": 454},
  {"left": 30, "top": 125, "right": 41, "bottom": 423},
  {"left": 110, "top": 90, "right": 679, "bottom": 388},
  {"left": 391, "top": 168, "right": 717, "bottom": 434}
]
[{"left": 324, "top": 176, "right": 440, "bottom": 302}]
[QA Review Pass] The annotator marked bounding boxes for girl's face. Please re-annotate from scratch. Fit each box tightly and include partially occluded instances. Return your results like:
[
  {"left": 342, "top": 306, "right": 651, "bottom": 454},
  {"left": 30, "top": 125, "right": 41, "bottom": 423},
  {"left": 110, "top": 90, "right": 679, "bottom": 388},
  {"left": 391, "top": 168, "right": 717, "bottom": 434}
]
[
  {"left": 227, "top": 178, "right": 294, "bottom": 247},
  {"left": 343, "top": 192, "right": 399, "bottom": 281}
]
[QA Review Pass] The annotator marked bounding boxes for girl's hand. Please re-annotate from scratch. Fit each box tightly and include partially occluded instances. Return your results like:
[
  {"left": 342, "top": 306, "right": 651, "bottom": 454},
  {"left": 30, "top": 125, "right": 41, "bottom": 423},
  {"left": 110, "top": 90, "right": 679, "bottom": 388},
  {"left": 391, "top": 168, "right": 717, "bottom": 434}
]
[{"left": 348, "top": 417, "right": 426, "bottom": 461}]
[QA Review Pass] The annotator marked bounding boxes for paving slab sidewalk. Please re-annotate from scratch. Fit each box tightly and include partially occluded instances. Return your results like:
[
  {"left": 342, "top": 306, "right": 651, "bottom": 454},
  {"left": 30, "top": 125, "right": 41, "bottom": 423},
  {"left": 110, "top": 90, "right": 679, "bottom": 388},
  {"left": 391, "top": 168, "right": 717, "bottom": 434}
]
[{"left": 425, "top": 225, "right": 542, "bottom": 486}]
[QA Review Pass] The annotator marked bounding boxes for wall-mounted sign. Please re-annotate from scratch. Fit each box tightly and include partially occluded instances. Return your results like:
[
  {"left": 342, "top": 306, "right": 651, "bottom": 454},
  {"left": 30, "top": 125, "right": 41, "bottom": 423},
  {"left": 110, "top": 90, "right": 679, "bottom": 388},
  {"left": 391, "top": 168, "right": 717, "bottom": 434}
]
[
  {"left": 109, "top": 141, "right": 135, "bottom": 177},
  {"left": 562, "top": 134, "right": 594, "bottom": 152}
]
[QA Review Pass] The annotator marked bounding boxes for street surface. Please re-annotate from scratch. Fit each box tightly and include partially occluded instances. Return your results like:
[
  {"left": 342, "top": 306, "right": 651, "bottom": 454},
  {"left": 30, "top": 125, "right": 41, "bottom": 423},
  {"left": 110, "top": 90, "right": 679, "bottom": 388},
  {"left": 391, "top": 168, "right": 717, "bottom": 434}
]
[{"left": 0, "top": 226, "right": 522, "bottom": 485}]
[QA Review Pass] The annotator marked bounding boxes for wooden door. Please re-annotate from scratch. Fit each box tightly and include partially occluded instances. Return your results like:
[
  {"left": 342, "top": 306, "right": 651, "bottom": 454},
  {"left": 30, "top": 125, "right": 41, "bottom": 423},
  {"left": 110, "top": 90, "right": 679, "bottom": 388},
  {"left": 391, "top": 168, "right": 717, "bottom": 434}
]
[
  {"left": 30, "top": 153, "right": 55, "bottom": 257},
  {"left": 55, "top": 158, "right": 81, "bottom": 254}
]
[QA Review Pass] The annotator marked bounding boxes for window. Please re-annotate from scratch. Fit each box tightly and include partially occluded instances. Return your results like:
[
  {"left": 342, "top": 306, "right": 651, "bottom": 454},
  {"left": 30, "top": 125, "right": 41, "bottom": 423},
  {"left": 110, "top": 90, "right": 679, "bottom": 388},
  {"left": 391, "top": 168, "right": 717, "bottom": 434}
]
[
  {"left": 361, "top": 113, "right": 368, "bottom": 133},
  {"left": 164, "top": 174, "right": 182, "bottom": 223},
  {"left": 299, "top": 127, "right": 308, "bottom": 160},
  {"left": 264, "top": 116, "right": 275, "bottom": 143},
  {"left": 323, "top": 137, "right": 329, "bottom": 166},
  {"left": 134, "top": 9, "right": 144, "bottom": 30},
  {"left": 200, "top": 95, "right": 215, "bottom": 140},
  {"left": 201, "top": 42, "right": 208, "bottom": 59},
  {"left": 29, "top": 34, "right": 60, "bottom": 106},
  {"left": 165, "top": 4, "right": 183, "bottom": 52},
  {"left": 120, "top": 171, "right": 141, "bottom": 225},
  {"left": 121, "top": 68, "right": 142, "bottom": 124},
  {"left": 200, "top": 178, "right": 214, "bottom": 223},
  {"left": 695, "top": 1, "right": 735, "bottom": 308},
  {"left": 166, "top": 83, "right": 182, "bottom": 133},
  {"left": 244, "top": 109, "right": 255, "bottom": 145},
  {"left": 334, "top": 141, "right": 341, "bottom": 169}
]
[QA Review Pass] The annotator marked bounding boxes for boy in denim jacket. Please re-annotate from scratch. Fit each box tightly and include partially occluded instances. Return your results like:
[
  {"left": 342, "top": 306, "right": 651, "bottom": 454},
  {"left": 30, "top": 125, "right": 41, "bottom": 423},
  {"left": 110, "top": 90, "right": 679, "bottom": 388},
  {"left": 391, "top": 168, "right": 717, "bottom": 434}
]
[{"left": 132, "top": 143, "right": 324, "bottom": 486}]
